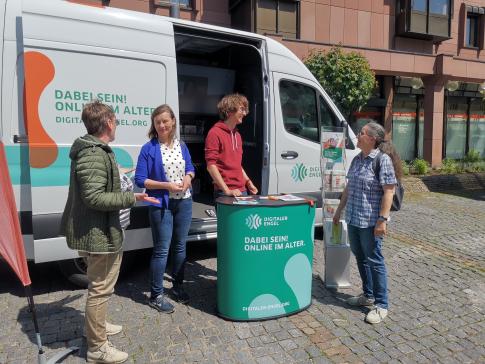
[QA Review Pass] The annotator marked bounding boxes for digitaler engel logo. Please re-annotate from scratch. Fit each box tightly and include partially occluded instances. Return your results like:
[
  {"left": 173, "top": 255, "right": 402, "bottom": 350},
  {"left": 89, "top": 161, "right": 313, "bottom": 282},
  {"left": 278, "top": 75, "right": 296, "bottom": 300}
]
[
  {"left": 291, "top": 163, "right": 308, "bottom": 182},
  {"left": 246, "top": 214, "right": 262, "bottom": 230}
]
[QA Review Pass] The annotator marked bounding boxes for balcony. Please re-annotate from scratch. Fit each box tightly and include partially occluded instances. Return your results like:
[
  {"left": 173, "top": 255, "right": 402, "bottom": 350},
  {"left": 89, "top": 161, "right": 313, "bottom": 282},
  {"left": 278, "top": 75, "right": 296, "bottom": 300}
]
[{"left": 396, "top": 0, "right": 452, "bottom": 42}]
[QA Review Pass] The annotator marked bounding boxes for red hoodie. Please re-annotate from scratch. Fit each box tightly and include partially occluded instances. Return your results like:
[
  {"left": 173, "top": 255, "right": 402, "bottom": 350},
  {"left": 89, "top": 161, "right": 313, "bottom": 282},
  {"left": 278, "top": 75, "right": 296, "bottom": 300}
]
[{"left": 205, "top": 121, "right": 246, "bottom": 191}]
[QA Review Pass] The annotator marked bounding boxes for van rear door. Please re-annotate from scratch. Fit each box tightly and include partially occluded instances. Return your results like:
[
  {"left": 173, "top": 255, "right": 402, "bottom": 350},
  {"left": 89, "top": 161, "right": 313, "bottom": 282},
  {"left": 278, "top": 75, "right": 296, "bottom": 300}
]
[{"left": 21, "top": 1, "right": 177, "bottom": 262}]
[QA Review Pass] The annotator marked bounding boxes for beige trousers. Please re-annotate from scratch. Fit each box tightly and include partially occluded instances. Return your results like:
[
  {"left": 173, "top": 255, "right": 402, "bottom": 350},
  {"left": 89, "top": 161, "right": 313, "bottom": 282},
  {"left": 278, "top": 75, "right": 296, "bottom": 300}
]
[{"left": 85, "top": 251, "right": 122, "bottom": 351}]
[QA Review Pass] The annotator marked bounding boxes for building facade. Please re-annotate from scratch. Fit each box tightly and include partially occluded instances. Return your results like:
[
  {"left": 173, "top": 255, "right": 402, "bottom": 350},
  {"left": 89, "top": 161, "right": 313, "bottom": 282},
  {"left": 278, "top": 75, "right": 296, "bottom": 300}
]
[{"left": 80, "top": 0, "right": 485, "bottom": 166}]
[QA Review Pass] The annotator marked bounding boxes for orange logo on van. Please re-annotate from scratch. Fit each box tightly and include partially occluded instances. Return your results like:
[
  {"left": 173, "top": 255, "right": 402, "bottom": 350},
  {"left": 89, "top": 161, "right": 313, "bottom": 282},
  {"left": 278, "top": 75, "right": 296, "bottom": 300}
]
[{"left": 24, "top": 51, "right": 58, "bottom": 168}]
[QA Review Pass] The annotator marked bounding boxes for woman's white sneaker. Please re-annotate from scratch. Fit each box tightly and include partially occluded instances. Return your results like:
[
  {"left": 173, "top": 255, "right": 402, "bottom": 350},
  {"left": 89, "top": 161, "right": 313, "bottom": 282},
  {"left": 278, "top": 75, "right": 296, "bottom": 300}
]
[{"left": 365, "top": 307, "right": 388, "bottom": 324}]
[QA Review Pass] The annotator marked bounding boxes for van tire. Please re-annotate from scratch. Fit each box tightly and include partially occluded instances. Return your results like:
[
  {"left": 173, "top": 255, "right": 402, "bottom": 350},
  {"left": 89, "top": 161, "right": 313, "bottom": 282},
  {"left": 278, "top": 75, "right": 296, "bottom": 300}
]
[{"left": 58, "top": 258, "right": 89, "bottom": 288}]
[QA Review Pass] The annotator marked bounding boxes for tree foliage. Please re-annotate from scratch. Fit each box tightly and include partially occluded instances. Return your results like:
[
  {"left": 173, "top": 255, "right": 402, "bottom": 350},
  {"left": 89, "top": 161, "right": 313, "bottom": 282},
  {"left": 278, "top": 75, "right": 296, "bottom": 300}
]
[{"left": 304, "top": 46, "right": 376, "bottom": 119}]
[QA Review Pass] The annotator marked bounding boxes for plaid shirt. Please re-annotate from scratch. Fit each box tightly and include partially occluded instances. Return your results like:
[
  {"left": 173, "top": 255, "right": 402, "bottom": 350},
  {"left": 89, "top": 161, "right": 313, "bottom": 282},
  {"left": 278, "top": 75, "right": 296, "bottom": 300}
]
[{"left": 345, "top": 149, "right": 397, "bottom": 228}]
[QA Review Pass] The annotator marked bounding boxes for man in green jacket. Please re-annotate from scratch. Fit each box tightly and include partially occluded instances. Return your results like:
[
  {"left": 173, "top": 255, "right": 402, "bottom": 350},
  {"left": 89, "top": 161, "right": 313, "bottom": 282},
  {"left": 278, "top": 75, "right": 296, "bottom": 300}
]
[{"left": 61, "top": 100, "right": 157, "bottom": 364}]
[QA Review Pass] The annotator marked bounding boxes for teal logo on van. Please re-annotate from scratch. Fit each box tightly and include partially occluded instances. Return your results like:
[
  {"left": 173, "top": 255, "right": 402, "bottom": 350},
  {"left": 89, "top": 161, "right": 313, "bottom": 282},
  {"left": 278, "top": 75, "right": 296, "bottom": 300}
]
[{"left": 291, "top": 163, "right": 308, "bottom": 182}]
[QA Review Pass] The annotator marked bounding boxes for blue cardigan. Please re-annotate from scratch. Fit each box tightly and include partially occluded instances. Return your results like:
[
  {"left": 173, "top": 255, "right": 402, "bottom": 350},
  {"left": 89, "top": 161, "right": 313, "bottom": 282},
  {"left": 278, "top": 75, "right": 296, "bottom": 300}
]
[{"left": 134, "top": 138, "right": 195, "bottom": 208}]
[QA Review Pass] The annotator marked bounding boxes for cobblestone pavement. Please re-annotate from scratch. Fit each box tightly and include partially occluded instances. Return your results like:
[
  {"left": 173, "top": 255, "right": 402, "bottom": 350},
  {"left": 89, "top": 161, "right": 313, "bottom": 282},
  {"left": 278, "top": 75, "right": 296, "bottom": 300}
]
[{"left": 1, "top": 190, "right": 484, "bottom": 363}]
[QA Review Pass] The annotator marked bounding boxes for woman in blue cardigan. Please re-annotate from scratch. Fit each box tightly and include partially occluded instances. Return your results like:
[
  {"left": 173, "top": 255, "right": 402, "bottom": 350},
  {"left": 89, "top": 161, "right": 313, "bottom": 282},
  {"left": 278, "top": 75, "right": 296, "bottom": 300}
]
[{"left": 135, "top": 104, "right": 195, "bottom": 313}]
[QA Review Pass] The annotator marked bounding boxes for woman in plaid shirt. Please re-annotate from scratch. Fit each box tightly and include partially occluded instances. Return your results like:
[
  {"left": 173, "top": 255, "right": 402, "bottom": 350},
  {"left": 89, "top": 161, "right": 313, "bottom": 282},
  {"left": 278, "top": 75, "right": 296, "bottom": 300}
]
[{"left": 334, "top": 122, "right": 402, "bottom": 324}]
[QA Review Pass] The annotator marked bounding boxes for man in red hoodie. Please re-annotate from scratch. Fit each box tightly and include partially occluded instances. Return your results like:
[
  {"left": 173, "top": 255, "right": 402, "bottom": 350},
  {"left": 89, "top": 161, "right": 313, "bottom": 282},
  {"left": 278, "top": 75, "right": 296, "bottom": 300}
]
[{"left": 205, "top": 93, "right": 258, "bottom": 197}]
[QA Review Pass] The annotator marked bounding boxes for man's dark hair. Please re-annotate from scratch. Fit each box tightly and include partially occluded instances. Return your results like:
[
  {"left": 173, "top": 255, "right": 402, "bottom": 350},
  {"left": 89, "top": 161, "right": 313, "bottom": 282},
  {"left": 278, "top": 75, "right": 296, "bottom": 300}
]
[{"left": 81, "top": 100, "right": 115, "bottom": 136}]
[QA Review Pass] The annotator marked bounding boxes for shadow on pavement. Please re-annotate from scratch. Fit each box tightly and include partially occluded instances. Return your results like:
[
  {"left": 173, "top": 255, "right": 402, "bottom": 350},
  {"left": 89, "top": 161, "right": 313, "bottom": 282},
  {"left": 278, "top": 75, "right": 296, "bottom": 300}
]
[
  {"left": 114, "top": 239, "right": 219, "bottom": 315},
  {"left": 0, "top": 260, "right": 77, "bottom": 296},
  {"left": 311, "top": 276, "right": 369, "bottom": 315},
  {"left": 16, "top": 294, "right": 86, "bottom": 360}
]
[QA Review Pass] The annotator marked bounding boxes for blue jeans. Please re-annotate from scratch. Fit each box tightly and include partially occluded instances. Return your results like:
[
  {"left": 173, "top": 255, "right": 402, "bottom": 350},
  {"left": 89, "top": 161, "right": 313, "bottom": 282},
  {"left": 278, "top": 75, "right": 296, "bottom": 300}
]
[
  {"left": 148, "top": 198, "right": 192, "bottom": 298},
  {"left": 348, "top": 225, "right": 389, "bottom": 309}
]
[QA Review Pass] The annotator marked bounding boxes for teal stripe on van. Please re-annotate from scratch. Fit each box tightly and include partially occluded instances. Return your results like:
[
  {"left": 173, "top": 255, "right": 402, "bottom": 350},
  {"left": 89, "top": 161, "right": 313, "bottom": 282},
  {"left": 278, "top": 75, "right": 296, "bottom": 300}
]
[
  {"left": 6, "top": 145, "right": 134, "bottom": 187},
  {"left": 5, "top": 145, "right": 31, "bottom": 185}
]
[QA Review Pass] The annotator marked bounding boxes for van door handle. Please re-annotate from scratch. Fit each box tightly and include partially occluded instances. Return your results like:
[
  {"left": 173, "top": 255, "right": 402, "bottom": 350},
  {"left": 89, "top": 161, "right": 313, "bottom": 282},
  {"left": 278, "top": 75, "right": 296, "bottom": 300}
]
[{"left": 281, "top": 151, "right": 298, "bottom": 159}]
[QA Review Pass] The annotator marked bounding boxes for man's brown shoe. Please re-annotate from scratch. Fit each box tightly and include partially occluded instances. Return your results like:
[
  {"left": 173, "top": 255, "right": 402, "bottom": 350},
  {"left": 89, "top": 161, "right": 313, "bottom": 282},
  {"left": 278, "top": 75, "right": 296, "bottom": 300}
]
[
  {"left": 105, "top": 322, "right": 122, "bottom": 336},
  {"left": 86, "top": 341, "right": 128, "bottom": 363}
]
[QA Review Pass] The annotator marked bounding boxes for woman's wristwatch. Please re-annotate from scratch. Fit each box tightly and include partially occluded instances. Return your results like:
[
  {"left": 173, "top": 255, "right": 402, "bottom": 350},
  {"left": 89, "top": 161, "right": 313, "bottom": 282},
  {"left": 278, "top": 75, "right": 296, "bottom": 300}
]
[{"left": 377, "top": 215, "right": 389, "bottom": 222}]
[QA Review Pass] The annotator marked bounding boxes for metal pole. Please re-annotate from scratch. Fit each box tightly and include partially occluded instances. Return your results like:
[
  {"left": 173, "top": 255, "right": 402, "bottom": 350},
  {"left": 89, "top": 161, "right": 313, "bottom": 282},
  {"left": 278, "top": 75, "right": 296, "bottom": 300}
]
[
  {"left": 170, "top": 0, "right": 180, "bottom": 18},
  {"left": 24, "top": 285, "right": 46, "bottom": 362},
  {"left": 24, "top": 285, "right": 78, "bottom": 364}
]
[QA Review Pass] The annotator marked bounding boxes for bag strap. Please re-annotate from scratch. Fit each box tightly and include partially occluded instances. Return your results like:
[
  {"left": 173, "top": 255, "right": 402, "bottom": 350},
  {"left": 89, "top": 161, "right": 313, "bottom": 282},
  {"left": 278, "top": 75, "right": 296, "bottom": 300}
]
[{"left": 372, "top": 150, "right": 383, "bottom": 181}]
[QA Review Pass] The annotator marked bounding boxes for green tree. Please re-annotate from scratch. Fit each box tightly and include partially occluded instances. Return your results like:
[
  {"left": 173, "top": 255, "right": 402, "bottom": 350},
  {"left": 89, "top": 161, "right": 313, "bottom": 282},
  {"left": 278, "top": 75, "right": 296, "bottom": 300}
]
[{"left": 304, "top": 46, "right": 376, "bottom": 120}]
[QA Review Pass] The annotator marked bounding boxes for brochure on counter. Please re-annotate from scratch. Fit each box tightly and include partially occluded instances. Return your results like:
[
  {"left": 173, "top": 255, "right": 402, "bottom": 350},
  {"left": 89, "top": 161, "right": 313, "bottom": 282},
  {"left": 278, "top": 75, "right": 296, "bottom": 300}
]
[{"left": 232, "top": 194, "right": 305, "bottom": 204}]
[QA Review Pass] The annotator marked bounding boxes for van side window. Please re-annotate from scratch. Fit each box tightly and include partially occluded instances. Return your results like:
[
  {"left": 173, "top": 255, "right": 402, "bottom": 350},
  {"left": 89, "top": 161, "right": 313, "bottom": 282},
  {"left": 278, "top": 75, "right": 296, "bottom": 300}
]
[
  {"left": 319, "top": 95, "right": 355, "bottom": 150},
  {"left": 280, "top": 80, "right": 318, "bottom": 143},
  {"left": 319, "top": 96, "right": 339, "bottom": 128}
]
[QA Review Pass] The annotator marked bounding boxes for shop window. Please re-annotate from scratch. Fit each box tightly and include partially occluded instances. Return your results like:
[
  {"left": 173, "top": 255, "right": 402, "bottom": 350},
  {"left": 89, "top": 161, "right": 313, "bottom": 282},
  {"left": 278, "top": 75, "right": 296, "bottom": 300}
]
[
  {"left": 256, "top": 0, "right": 299, "bottom": 39},
  {"left": 417, "top": 101, "right": 425, "bottom": 159},
  {"left": 469, "top": 99, "right": 485, "bottom": 158},
  {"left": 445, "top": 83, "right": 485, "bottom": 159},
  {"left": 392, "top": 94, "right": 423, "bottom": 161},
  {"left": 446, "top": 97, "right": 468, "bottom": 159},
  {"left": 396, "top": 0, "right": 452, "bottom": 41}
]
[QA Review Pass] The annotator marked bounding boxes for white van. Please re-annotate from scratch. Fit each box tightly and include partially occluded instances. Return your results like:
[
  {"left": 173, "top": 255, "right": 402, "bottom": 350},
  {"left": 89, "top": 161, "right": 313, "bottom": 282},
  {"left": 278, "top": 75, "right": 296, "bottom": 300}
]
[{"left": 1, "top": 0, "right": 358, "bottom": 282}]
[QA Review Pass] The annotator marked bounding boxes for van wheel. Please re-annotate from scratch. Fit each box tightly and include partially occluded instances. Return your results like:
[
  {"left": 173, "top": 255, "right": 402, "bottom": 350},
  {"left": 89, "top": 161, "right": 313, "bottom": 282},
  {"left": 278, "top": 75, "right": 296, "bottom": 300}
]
[{"left": 58, "top": 258, "right": 89, "bottom": 288}]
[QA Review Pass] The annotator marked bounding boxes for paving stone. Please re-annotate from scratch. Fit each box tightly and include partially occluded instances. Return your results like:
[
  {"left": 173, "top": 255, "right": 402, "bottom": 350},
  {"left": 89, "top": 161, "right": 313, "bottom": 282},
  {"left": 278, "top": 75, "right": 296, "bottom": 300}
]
[
  {"left": 259, "top": 334, "right": 277, "bottom": 344},
  {"left": 364, "top": 339, "right": 384, "bottom": 352},
  {"left": 235, "top": 326, "right": 252, "bottom": 340},
  {"left": 304, "top": 344, "right": 322, "bottom": 358},
  {"left": 273, "top": 330, "right": 291, "bottom": 341},
  {"left": 249, "top": 325, "right": 266, "bottom": 337},
  {"left": 279, "top": 339, "right": 298, "bottom": 351},
  {"left": 247, "top": 336, "right": 264, "bottom": 348},
  {"left": 288, "top": 348, "right": 309, "bottom": 361},
  {"left": 288, "top": 329, "right": 304, "bottom": 338},
  {"left": 396, "top": 343, "right": 414, "bottom": 355},
  {"left": 373, "top": 350, "right": 392, "bottom": 362}
]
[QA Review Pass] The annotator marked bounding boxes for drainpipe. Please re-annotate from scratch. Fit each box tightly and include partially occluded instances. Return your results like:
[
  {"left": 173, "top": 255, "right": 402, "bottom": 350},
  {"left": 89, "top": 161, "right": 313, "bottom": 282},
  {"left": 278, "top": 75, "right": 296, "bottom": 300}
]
[{"left": 170, "top": 0, "right": 180, "bottom": 18}]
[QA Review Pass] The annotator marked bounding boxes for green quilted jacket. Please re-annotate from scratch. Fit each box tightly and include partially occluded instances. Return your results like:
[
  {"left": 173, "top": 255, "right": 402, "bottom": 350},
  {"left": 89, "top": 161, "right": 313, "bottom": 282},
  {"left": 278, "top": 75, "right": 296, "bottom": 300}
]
[{"left": 61, "top": 134, "right": 136, "bottom": 253}]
